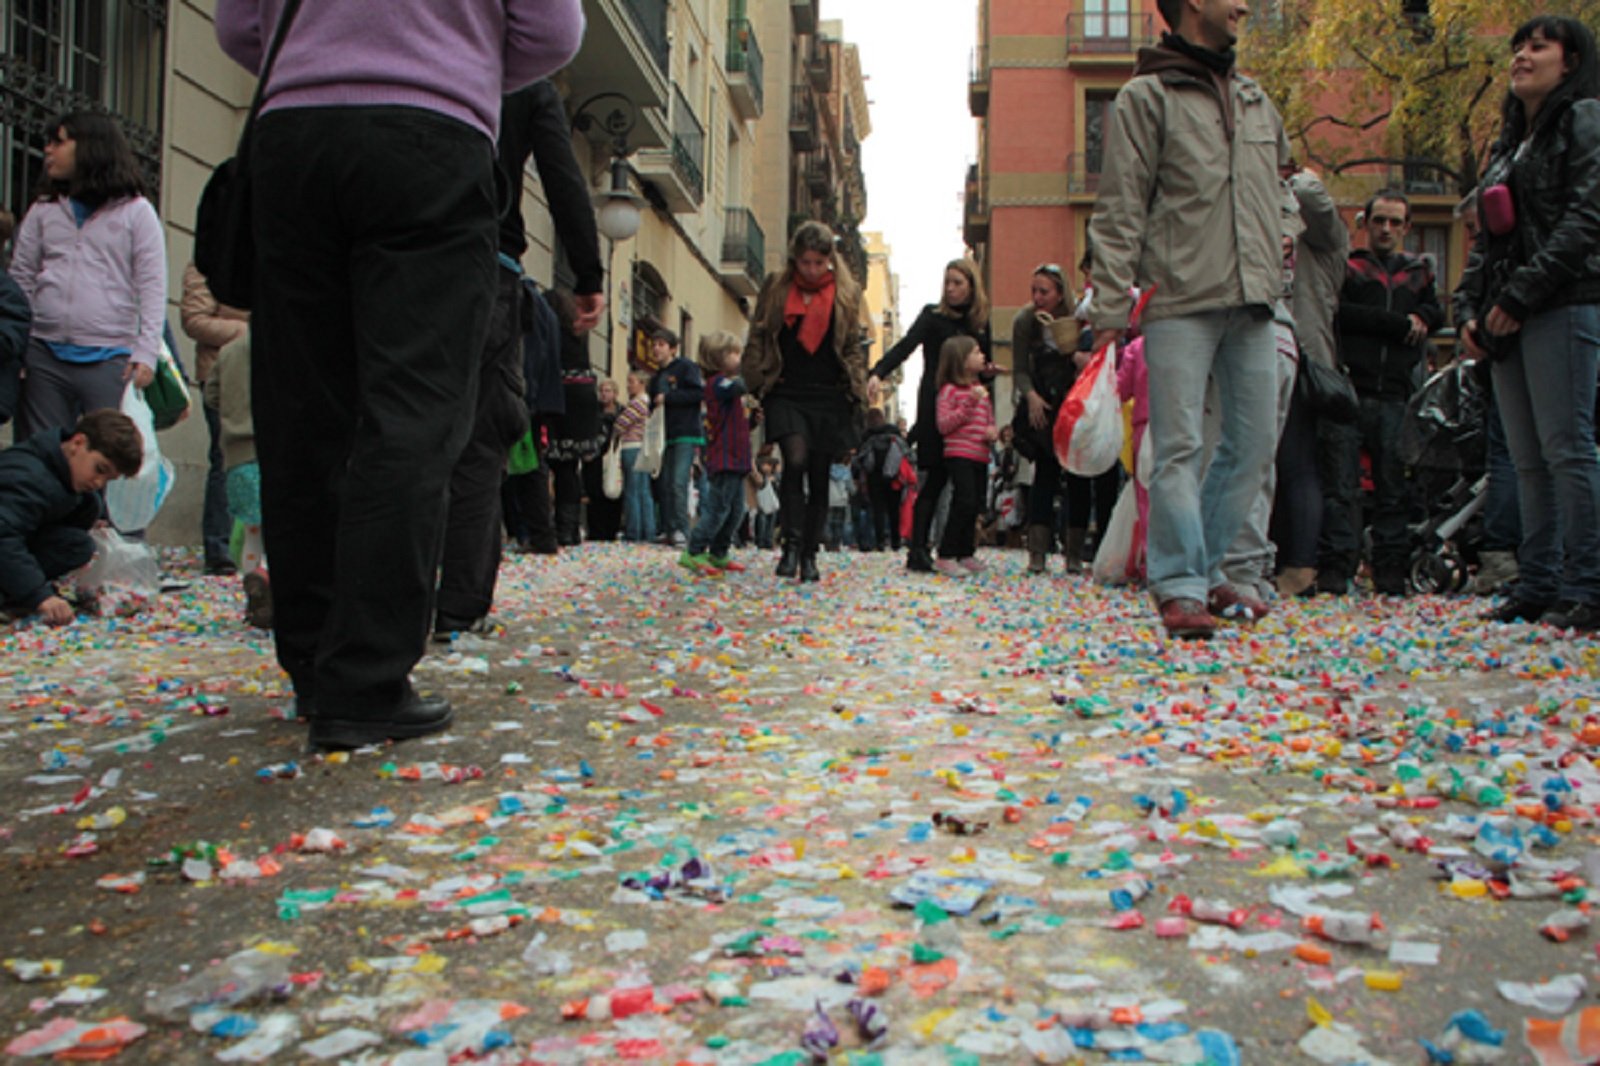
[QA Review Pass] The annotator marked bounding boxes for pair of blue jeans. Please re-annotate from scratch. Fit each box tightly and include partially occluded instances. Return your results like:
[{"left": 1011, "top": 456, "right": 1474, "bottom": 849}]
[
  {"left": 1491, "top": 302, "right": 1600, "bottom": 605},
  {"left": 620, "top": 446, "right": 657, "bottom": 542},
  {"left": 687, "top": 470, "right": 746, "bottom": 558},
  {"left": 1141, "top": 309, "right": 1279, "bottom": 603},
  {"left": 1482, "top": 394, "right": 1522, "bottom": 553},
  {"left": 660, "top": 441, "right": 696, "bottom": 539}
]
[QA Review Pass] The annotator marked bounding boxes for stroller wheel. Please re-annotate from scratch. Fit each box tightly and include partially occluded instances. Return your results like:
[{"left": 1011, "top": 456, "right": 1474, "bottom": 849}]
[{"left": 1409, "top": 549, "right": 1467, "bottom": 595}]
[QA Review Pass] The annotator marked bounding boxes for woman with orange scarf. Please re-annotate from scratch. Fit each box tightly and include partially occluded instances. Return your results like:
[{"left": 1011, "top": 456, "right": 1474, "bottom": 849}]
[{"left": 742, "top": 221, "right": 869, "bottom": 582}]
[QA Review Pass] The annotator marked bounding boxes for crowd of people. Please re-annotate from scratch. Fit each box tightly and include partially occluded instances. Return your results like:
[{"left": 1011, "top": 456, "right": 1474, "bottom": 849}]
[{"left": 0, "top": 0, "right": 1595, "bottom": 749}]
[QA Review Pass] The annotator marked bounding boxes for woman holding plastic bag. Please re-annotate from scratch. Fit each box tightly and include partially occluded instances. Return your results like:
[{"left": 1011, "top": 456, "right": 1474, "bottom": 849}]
[
  {"left": 10, "top": 112, "right": 167, "bottom": 440},
  {"left": 1457, "top": 16, "right": 1600, "bottom": 630}
]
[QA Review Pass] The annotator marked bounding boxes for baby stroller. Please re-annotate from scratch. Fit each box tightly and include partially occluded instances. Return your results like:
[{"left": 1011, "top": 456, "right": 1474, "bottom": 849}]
[{"left": 1396, "top": 361, "right": 1488, "bottom": 593}]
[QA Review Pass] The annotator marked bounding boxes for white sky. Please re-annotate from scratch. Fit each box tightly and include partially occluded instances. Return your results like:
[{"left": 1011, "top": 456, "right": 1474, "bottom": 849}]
[{"left": 821, "top": 0, "right": 978, "bottom": 413}]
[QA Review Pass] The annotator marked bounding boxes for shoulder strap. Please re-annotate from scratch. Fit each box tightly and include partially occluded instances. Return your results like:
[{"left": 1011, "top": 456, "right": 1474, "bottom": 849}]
[{"left": 238, "top": 0, "right": 306, "bottom": 154}]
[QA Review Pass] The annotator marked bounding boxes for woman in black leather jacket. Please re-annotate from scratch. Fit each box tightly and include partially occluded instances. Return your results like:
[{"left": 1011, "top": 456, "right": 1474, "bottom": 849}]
[{"left": 1457, "top": 15, "right": 1600, "bottom": 630}]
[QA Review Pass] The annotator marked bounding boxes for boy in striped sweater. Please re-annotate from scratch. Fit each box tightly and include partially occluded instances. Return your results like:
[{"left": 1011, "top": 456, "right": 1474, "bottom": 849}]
[{"left": 680, "top": 332, "right": 752, "bottom": 574}]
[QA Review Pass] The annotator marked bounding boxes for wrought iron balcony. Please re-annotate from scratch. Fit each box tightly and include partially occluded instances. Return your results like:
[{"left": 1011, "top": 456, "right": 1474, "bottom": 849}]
[
  {"left": 788, "top": 84, "right": 817, "bottom": 151},
  {"left": 720, "top": 207, "right": 766, "bottom": 295},
  {"left": 622, "top": 0, "right": 670, "bottom": 75},
  {"left": 1064, "top": 12, "right": 1157, "bottom": 60},
  {"left": 726, "top": 18, "right": 764, "bottom": 120}
]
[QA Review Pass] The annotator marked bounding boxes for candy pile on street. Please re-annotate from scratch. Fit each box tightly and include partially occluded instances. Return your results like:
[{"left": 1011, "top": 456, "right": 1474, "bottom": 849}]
[{"left": 4, "top": 544, "right": 1600, "bottom": 1063}]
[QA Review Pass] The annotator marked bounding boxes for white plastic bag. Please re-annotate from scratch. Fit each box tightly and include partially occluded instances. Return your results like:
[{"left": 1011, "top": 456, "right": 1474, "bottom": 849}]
[
  {"left": 105, "top": 383, "right": 176, "bottom": 532},
  {"left": 636, "top": 406, "right": 665, "bottom": 477},
  {"left": 756, "top": 480, "right": 780, "bottom": 515},
  {"left": 1092, "top": 482, "right": 1139, "bottom": 586},
  {"left": 1053, "top": 342, "right": 1124, "bottom": 477},
  {"left": 601, "top": 441, "right": 623, "bottom": 499},
  {"left": 77, "top": 528, "right": 160, "bottom": 597}
]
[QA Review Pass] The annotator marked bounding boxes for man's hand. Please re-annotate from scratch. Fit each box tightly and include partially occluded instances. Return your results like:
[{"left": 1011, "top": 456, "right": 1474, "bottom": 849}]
[
  {"left": 1091, "top": 328, "right": 1122, "bottom": 357},
  {"left": 1405, "top": 314, "right": 1430, "bottom": 346},
  {"left": 37, "top": 595, "right": 73, "bottom": 626},
  {"left": 124, "top": 362, "right": 155, "bottom": 389},
  {"left": 572, "top": 292, "right": 606, "bottom": 334},
  {"left": 1485, "top": 305, "right": 1522, "bottom": 337},
  {"left": 1026, "top": 390, "right": 1049, "bottom": 430},
  {"left": 1459, "top": 320, "right": 1488, "bottom": 360},
  {"left": 865, "top": 376, "right": 882, "bottom": 406}
]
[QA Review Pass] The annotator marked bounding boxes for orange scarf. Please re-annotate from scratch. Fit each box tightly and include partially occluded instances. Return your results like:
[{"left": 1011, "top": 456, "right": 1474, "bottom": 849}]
[{"left": 784, "top": 273, "right": 836, "bottom": 355}]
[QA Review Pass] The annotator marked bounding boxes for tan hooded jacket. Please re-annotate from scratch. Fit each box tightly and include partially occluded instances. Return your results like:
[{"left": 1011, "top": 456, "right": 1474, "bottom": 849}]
[
  {"left": 741, "top": 272, "right": 869, "bottom": 405},
  {"left": 1088, "top": 42, "right": 1292, "bottom": 332}
]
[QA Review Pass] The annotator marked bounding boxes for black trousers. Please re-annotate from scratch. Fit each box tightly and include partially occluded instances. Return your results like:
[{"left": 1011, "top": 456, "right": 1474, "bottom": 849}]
[
  {"left": 251, "top": 106, "right": 497, "bottom": 715},
  {"left": 583, "top": 456, "right": 623, "bottom": 542},
  {"left": 1270, "top": 383, "right": 1322, "bottom": 570},
  {"left": 550, "top": 457, "right": 583, "bottom": 543},
  {"left": 866, "top": 474, "right": 900, "bottom": 549},
  {"left": 910, "top": 452, "right": 950, "bottom": 555},
  {"left": 1317, "top": 394, "right": 1409, "bottom": 579},
  {"left": 437, "top": 267, "right": 527, "bottom": 624},
  {"left": 939, "top": 457, "right": 986, "bottom": 559}
]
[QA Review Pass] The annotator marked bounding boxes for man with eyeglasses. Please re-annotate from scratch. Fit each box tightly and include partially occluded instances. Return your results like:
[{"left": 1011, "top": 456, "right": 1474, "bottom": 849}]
[
  {"left": 1317, "top": 189, "right": 1443, "bottom": 596},
  {"left": 1086, "top": 0, "right": 1293, "bottom": 639}
]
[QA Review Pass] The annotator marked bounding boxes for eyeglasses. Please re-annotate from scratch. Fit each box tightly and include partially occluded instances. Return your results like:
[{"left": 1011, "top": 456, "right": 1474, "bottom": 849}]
[{"left": 1034, "top": 263, "right": 1065, "bottom": 278}]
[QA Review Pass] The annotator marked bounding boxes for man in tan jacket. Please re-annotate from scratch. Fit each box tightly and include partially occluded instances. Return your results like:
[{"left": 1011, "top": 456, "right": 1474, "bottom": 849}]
[{"left": 1088, "top": 0, "right": 1291, "bottom": 639}]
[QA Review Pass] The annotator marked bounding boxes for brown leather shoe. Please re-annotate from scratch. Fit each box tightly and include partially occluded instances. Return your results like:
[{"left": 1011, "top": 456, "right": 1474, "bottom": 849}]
[
  {"left": 1160, "top": 597, "right": 1216, "bottom": 639},
  {"left": 1208, "top": 583, "right": 1271, "bottom": 622}
]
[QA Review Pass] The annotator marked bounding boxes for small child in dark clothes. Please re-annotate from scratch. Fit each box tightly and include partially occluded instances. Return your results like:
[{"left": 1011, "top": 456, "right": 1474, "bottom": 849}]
[
  {"left": 681, "top": 331, "right": 751, "bottom": 574},
  {"left": 0, "top": 409, "right": 142, "bottom": 625}
]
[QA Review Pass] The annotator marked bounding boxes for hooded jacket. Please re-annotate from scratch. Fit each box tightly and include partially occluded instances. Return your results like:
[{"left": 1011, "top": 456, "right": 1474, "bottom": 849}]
[
  {"left": 1088, "top": 37, "right": 1292, "bottom": 331},
  {"left": 743, "top": 271, "right": 869, "bottom": 406},
  {"left": 0, "top": 429, "right": 101, "bottom": 609}
]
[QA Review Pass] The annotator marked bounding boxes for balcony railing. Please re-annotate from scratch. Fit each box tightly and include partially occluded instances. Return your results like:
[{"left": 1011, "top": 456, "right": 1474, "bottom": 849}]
[
  {"left": 622, "top": 0, "right": 670, "bottom": 75},
  {"left": 671, "top": 85, "right": 705, "bottom": 204},
  {"left": 788, "top": 84, "right": 817, "bottom": 151},
  {"left": 1386, "top": 160, "right": 1454, "bottom": 196},
  {"left": 1064, "top": 12, "right": 1157, "bottom": 55},
  {"left": 722, "top": 207, "right": 766, "bottom": 285},
  {"left": 805, "top": 149, "right": 833, "bottom": 194},
  {"left": 725, "top": 18, "right": 765, "bottom": 114},
  {"left": 807, "top": 42, "right": 833, "bottom": 90},
  {"left": 790, "top": 0, "right": 817, "bottom": 35},
  {"left": 1066, "top": 151, "right": 1104, "bottom": 194},
  {"left": 968, "top": 44, "right": 990, "bottom": 117}
]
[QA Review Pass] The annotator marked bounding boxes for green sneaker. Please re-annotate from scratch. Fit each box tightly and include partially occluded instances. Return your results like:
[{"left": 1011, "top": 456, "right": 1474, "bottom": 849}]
[
  {"left": 678, "top": 551, "right": 717, "bottom": 575},
  {"left": 706, "top": 555, "right": 747, "bottom": 572}
]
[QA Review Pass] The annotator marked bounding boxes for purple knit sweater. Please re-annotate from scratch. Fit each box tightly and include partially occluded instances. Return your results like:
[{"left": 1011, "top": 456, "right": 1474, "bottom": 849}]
[{"left": 214, "top": 0, "right": 585, "bottom": 141}]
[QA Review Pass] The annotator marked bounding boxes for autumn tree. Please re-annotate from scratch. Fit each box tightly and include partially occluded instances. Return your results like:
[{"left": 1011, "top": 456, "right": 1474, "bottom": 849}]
[{"left": 1243, "top": 0, "right": 1600, "bottom": 195}]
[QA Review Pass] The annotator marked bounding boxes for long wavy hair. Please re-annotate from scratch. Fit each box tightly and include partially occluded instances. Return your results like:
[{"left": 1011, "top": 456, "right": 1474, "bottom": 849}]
[
  {"left": 1495, "top": 16, "right": 1600, "bottom": 151},
  {"left": 35, "top": 111, "right": 146, "bottom": 208},
  {"left": 937, "top": 256, "right": 989, "bottom": 335}
]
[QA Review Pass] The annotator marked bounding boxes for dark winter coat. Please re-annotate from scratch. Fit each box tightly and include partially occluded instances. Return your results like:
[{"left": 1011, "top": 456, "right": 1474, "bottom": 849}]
[
  {"left": 0, "top": 429, "right": 100, "bottom": 608},
  {"left": 1336, "top": 248, "right": 1443, "bottom": 401},
  {"left": 0, "top": 267, "right": 31, "bottom": 425},
  {"left": 650, "top": 356, "right": 705, "bottom": 443},
  {"left": 869, "top": 304, "right": 990, "bottom": 461}
]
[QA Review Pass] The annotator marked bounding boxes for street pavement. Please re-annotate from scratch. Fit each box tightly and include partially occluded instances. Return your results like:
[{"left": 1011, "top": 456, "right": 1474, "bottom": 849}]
[{"left": 3, "top": 542, "right": 1599, "bottom": 1064}]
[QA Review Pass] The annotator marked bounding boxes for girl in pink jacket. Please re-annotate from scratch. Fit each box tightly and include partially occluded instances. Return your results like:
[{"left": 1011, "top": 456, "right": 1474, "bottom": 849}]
[{"left": 934, "top": 336, "right": 997, "bottom": 576}]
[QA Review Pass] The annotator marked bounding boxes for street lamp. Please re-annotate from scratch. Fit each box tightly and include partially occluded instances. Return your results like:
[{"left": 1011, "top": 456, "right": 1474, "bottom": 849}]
[{"left": 572, "top": 92, "right": 646, "bottom": 243}]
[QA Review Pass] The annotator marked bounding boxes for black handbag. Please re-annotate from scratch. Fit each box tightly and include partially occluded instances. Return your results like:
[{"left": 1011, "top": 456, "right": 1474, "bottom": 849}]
[
  {"left": 192, "top": 0, "right": 304, "bottom": 310},
  {"left": 1296, "top": 357, "right": 1359, "bottom": 424}
]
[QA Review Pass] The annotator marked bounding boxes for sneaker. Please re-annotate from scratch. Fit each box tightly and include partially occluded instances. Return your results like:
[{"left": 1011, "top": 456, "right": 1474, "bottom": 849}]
[
  {"left": 433, "top": 613, "right": 494, "bottom": 642},
  {"left": 1160, "top": 597, "right": 1217, "bottom": 639},
  {"left": 906, "top": 548, "right": 935, "bottom": 573},
  {"left": 1544, "top": 601, "right": 1600, "bottom": 633},
  {"left": 1207, "top": 583, "right": 1270, "bottom": 622},
  {"left": 204, "top": 558, "right": 238, "bottom": 577},
  {"left": 678, "top": 551, "right": 720, "bottom": 575},
  {"left": 242, "top": 569, "right": 273, "bottom": 630},
  {"left": 1276, "top": 567, "right": 1317, "bottom": 598},
  {"left": 959, "top": 557, "right": 987, "bottom": 574},
  {"left": 933, "top": 558, "right": 966, "bottom": 578},
  {"left": 1481, "top": 597, "right": 1552, "bottom": 624},
  {"left": 670, "top": 531, "right": 688, "bottom": 549},
  {"left": 707, "top": 555, "right": 746, "bottom": 572},
  {"left": 1372, "top": 566, "right": 1409, "bottom": 597}
]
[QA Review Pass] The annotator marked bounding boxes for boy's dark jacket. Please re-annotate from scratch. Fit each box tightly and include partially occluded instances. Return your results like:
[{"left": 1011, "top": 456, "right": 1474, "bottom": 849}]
[
  {"left": 650, "top": 356, "right": 705, "bottom": 441},
  {"left": 0, "top": 268, "right": 32, "bottom": 425},
  {"left": 0, "top": 429, "right": 100, "bottom": 608}
]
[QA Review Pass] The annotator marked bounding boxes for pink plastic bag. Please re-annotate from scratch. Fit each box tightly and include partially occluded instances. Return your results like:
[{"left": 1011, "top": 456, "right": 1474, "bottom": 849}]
[{"left": 1053, "top": 342, "right": 1124, "bottom": 476}]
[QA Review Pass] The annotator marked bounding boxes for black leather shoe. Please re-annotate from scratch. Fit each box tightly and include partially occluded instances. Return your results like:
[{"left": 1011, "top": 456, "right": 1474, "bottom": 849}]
[
  {"left": 308, "top": 689, "right": 453, "bottom": 751},
  {"left": 1481, "top": 597, "right": 1553, "bottom": 624},
  {"left": 1544, "top": 601, "right": 1600, "bottom": 632},
  {"left": 906, "top": 547, "right": 934, "bottom": 573},
  {"left": 775, "top": 544, "right": 799, "bottom": 579},
  {"left": 799, "top": 552, "right": 821, "bottom": 583},
  {"left": 204, "top": 558, "right": 238, "bottom": 577}
]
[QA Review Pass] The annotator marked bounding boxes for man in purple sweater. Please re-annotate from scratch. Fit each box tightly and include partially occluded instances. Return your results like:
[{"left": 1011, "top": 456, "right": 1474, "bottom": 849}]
[{"left": 213, "top": 0, "right": 584, "bottom": 751}]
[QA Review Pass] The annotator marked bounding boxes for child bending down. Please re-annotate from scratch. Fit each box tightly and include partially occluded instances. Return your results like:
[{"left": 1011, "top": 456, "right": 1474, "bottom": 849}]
[
  {"left": 933, "top": 335, "right": 996, "bottom": 576},
  {"left": 0, "top": 409, "right": 142, "bottom": 625},
  {"left": 680, "top": 331, "right": 753, "bottom": 574},
  {"left": 203, "top": 332, "right": 271, "bottom": 628}
]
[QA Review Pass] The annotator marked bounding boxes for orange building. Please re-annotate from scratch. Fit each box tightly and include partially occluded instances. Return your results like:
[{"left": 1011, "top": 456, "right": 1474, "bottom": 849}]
[{"left": 964, "top": 0, "right": 1471, "bottom": 415}]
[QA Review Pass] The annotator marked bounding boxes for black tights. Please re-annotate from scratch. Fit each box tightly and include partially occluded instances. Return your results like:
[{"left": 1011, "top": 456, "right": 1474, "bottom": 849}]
[{"left": 777, "top": 433, "right": 833, "bottom": 551}]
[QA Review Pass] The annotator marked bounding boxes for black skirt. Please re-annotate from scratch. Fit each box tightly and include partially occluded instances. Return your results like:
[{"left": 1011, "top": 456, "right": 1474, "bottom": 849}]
[{"left": 763, "top": 386, "right": 859, "bottom": 456}]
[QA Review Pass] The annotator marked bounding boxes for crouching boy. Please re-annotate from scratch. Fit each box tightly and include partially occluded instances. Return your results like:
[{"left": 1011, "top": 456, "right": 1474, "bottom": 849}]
[{"left": 1, "top": 409, "right": 142, "bottom": 625}]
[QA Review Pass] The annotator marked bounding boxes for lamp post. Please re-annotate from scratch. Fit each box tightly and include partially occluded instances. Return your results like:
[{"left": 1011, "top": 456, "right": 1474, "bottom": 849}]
[{"left": 572, "top": 92, "right": 645, "bottom": 242}]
